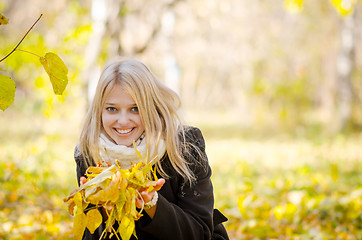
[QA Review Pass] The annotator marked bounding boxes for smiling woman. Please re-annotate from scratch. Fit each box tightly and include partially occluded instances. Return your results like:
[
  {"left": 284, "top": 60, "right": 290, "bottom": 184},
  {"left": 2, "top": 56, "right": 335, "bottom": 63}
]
[
  {"left": 101, "top": 84, "right": 145, "bottom": 147},
  {"left": 74, "top": 58, "right": 229, "bottom": 240}
]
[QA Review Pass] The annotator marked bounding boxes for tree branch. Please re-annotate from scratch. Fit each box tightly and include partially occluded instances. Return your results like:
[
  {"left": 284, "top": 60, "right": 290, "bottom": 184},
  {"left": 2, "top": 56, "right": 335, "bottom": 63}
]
[{"left": 0, "top": 14, "right": 43, "bottom": 63}]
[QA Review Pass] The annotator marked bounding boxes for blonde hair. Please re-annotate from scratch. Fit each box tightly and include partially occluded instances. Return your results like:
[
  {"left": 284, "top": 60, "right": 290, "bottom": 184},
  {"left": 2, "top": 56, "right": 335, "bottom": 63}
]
[{"left": 79, "top": 58, "right": 195, "bottom": 182}]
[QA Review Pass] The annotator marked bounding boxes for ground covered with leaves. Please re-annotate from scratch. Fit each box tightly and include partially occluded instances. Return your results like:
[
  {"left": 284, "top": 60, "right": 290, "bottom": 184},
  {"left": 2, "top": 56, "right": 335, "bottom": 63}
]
[
  {"left": 0, "top": 111, "right": 361, "bottom": 239},
  {"left": 208, "top": 135, "right": 362, "bottom": 240}
]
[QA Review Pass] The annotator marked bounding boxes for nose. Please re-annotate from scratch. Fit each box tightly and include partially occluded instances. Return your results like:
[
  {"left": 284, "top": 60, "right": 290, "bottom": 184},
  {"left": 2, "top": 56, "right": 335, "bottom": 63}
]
[{"left": 117, "top": 111, "right": 129, "bottom": 125}]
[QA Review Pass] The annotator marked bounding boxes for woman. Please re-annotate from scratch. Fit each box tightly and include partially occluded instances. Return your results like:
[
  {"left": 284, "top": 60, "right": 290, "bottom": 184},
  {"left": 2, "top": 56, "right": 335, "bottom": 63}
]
[{"left": 74, "top": 58, "right": 228, "bottom": 239}]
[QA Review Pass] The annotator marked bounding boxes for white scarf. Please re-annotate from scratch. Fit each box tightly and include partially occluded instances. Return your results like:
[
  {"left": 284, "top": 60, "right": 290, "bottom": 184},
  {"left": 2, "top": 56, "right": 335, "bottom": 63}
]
[{"left": 99, "top": 133, "right": 166, "bottom": 169}]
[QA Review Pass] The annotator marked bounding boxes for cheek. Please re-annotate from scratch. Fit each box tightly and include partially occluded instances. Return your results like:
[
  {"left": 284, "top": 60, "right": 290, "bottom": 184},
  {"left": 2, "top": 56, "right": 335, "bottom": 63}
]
[
  {"left": 101, "top": 112, "right": 111, "bottom": 128},
  {"left": 135, "top": 115, "right": 144, "bottom": 127}
]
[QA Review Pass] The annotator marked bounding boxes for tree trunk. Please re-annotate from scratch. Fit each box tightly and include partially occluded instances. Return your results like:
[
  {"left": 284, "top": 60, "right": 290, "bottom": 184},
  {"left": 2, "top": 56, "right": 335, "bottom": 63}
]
[
  {"left": 335, "top": 11, "right": 356, "bottom": 131},
  {"left": 82, "top": 0, "right": 123, "bottom": 104},
  {"left": 162, "top": 8, "right": 180, "bottom": 94}
]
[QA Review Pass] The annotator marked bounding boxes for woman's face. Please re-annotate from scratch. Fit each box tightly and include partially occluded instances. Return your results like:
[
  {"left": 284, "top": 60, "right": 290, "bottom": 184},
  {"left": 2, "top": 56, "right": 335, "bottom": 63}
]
[{"left": 101, "top": 83, "right": 145, "bottom": 146}]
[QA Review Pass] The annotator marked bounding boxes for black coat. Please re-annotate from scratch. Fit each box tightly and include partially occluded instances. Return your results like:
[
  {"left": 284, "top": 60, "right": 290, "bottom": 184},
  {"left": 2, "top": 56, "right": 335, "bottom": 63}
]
[{"left": 75, "top": 127, "right": 228, "bottom": 240}]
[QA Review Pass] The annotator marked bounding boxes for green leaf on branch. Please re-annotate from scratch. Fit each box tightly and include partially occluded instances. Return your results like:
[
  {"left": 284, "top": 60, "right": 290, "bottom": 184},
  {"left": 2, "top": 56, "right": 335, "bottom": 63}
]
[
  {"left": 40, "top": 52, "right": 68, "bottom": 95},
  {"left": 0, "top": 13, "right": 9, "bottom": 25},
  {"left": 0, "top": 75, "right": 16, "bottom": 111}
]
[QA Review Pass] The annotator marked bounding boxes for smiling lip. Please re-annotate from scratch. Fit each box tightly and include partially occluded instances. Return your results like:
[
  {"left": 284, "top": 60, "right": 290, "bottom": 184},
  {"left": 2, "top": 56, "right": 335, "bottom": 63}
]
[{"left": 114, "top": 128, "right": 134, "bottom": 134}]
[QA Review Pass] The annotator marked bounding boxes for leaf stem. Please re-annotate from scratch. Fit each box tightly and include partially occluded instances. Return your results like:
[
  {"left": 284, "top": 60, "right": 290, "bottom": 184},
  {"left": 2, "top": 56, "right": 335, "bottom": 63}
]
[
  {"left": 99, "top": 229, "right": 107, "bottom": 240},
  {"left": 16, "top": 49, "right": 42, "bottom": 58},
  {"left": 136, "top": 189, "right": 145, "bottom": 213},
  {"left": 0, "top": 14, "right": 43, "bottom": 63},
  {"left": 111, "top": 226, "right": 121, "bottom": 240}
]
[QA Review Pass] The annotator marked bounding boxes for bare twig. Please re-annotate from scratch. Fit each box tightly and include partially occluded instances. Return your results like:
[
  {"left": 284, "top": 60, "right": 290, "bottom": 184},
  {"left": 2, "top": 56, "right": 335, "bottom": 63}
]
[{"left": 0, "top": 14, "right": 43, "bottom": 63}]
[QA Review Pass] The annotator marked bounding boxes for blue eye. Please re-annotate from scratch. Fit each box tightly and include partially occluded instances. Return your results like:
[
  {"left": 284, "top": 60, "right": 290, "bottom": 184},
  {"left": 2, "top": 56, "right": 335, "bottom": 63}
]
[
  {"left": 131, "top": 107, "right": 139, "bottom": 113},
  {"left": 106, "top": 107, "right": 117, "bottom": 112}
]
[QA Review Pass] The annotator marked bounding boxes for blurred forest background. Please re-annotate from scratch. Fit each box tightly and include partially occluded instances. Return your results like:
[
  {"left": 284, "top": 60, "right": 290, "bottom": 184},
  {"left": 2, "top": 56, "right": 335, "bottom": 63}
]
[{"left": 1, "top": 0, "right": 362, "bottom": 239}]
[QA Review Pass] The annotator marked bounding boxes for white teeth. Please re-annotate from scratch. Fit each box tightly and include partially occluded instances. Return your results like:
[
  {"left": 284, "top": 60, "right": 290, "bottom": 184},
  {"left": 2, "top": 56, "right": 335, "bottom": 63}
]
[{"left": 115, "top": 128, "right": 132, "bottom": 134}]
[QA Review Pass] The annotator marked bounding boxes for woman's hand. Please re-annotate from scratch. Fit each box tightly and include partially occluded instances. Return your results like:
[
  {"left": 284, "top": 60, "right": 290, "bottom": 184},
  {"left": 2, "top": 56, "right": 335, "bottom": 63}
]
[
  {"left": 79, "top": 176, "right": 165, "bottom": 219},
  {"left": 80, "top": 176, "right": 87, "bottom": 185},
  {"left": 136, "top": 178, "right": 165, "bottom": 219}
]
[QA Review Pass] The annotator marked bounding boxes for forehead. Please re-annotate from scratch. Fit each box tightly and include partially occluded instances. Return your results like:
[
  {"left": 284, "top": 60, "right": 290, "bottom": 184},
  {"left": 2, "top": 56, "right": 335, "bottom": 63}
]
[{"left": 104, "top": 83, "right": 135, "bottom": 104}]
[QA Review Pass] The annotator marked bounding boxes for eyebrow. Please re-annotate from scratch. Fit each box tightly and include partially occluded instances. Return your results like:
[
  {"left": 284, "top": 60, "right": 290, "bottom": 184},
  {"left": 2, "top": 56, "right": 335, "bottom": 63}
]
[{"left": 104, "top": 102, "right": 138, "bottom": 107}]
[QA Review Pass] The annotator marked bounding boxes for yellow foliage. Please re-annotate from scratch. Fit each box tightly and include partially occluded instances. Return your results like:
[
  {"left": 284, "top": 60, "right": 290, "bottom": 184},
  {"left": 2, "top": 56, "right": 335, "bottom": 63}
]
[
  {"left": 73, "top": 212, "right": 87, "bottom": 240},
  {"left": 64, "top": 144, "right": 158, "bottom": 240},
  {"left": 284, "top": 0, "right": 304, "bottom": 13},
  {"left": 0, "top": 13, "right": 8, "bottom": 25},
  {"left": 86, "top": 209, "right": 103, "bottom": 234},
  {"left": 39, "top": 52, "right": 68, "bottom": 95},
  {"left": 331, "top": 0, "right": 357, "bottom": 16},
  {"left": 0, "top": 75, "right": 16, "bottom": 111},
  {"left": 118, "top": 215, "right": 135, "bottom": 240},
  {"left": 272, "top": 202, "right": 297, "bottom": 221}
]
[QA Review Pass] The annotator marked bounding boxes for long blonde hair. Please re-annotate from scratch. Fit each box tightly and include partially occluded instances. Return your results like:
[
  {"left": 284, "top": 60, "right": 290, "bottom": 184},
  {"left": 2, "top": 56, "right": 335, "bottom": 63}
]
[{"left": 79, "top": 58, "right": 195, "bottom": 182}]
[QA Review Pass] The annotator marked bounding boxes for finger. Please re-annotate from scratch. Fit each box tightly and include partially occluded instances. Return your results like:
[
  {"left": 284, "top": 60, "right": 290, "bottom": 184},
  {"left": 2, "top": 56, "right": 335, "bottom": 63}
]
[
  {"left": 135, "top": 197, "right": 143, "bottom": 209},
  {"left": 80, "top": 176, "right": 87, "bottom": 185},
  {"left": 153, "top": 178, "right": 165, "bottom": 191},
  {"left": 104, "top": 204, "right": 114, "bottom": 212},
  {"left": 141, "top": 191, "right": 153, "bottom": 203},
  {"left": 135, "top": 194, "right": 148, "bottom": 209}
]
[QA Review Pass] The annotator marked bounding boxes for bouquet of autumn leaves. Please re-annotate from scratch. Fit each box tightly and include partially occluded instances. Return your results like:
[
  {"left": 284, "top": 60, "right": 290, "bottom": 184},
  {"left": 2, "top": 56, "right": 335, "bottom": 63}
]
[{"left": 64, "top": 145, "right": 158, "bottom": 240}]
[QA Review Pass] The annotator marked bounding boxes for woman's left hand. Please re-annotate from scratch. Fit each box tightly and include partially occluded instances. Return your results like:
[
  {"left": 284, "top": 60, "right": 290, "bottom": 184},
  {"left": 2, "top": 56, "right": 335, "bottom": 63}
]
[{"left": 136, "top": 178, "right": 165, "bottom": 218}]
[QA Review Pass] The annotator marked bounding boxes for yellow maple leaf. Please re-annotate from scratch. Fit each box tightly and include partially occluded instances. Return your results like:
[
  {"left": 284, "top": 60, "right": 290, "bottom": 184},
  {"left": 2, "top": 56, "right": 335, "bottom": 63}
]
[{"left": 39, "top": 52, "right": 68, "bottom": 95}]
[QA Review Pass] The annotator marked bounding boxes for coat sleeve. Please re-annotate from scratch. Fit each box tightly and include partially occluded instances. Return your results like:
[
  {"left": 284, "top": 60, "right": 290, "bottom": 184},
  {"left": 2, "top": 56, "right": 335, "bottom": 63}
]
[
  {"left": 139, "top": 127, "right": 214, "bottom": 240},
  {"left": 74, "top": 145, "right": 88, "bottom": 187}
]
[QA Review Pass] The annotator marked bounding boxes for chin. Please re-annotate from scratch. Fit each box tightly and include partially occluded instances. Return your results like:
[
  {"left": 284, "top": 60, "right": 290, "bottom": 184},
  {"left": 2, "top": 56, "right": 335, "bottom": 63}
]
[{"left": 114, "top": 139, "right": 134, "bottom": 147}]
